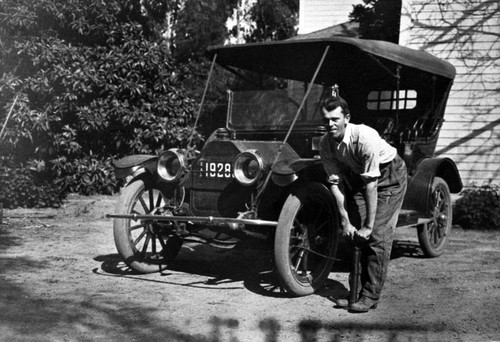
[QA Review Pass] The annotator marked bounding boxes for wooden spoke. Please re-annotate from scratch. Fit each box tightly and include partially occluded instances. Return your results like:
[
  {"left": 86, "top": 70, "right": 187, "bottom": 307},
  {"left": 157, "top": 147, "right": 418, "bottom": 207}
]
[
  {"left": 149, "top": 189, "right": 154, "bottom": 210},
  {"left": 130, "top": 223, "right": 144, "bottom": 231},
  {"left": 133, "top": 230, "right": 147, "bottom": 248},
  {"left": 155, "top": 191, "right": 163, "bottom": 208},
  {"left": 138, "top": 195, "right": 149, "bottom": 213},
  {"left": 140, "top": 234, "right": 151, "bottom": 258}
]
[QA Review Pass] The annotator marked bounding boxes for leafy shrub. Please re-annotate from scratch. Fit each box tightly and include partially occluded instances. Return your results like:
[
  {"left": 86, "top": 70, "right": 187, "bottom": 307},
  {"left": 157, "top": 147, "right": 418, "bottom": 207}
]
[
  {"left": 453, "top": 184, "right": 500, "bottom": 230},
  {"left": 0, "top": 156, "right": 65, "bottom": 209},
  {"left": 51, "top": 153, "right": 121, "bottom": 196},
  {"left": 0, "top": 0, "right": 200, "bottom": 208}
]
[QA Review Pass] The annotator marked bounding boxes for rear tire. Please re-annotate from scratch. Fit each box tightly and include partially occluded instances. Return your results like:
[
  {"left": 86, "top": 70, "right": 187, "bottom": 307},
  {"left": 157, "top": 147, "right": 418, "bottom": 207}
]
[
  {"left": 417, "top": 177, "right": 452, "bottom": 257},
  {"left": 274, "top": 182, "right": 339, "bottom": 296}
]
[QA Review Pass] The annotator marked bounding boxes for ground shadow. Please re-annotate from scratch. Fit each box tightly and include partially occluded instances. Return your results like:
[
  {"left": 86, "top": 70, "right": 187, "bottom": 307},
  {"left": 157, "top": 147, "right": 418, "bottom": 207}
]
[
  {"left": 314, "top": 278, "right": 350, "bottom": 307},
  {"left": 95, "top": 235, "right": 425, "bottom": 300},
  {"left": 0, "top": 221, "right": 24, "bottom": 254},
  {"left": 95, "top": 240, "right": 291, "bottom": 297},
  {"left": 391, "top": 239, "right": 425, "bottom": 259},
  {"left": 95, "top": 238, "right": 353, "bottom": 299},
  {"left": 1, "top": 271, "right": 454, "bottom": 342}
]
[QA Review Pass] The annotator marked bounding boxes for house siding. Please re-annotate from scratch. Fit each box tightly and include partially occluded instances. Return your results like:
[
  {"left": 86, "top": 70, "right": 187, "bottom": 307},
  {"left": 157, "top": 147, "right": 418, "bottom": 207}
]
[
  {"left": 299, "top": 0, "right": 362, "bottom": 34},
  {"left": 401, "top": 0, "right": 500, "bottom": 187},
  {"left": 301, "top": 0, "right": 500, "bottom": 187}
]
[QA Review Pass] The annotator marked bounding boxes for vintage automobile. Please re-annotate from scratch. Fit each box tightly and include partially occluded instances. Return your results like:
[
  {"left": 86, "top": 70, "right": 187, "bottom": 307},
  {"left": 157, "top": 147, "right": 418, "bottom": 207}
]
[{"left": 108, "top": 36, "right": 462, "bottom": 296}]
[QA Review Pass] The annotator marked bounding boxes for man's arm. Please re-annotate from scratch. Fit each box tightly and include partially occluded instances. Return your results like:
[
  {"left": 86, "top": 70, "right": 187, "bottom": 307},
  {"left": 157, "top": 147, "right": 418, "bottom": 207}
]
[
  {"left": 319, "top": 136, "right": 357, "bottom": 238},
  {"left": 329, "top": 180, "right": 357, "bottom": 239},
  {"left": 357, "top": 178, "right": 378, "bottom": 239}
]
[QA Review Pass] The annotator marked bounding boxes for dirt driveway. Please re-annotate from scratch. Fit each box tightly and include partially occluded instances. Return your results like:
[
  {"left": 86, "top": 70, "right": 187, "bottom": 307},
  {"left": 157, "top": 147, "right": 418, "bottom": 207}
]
[{"left": 0, "top": 194, "right": 499, "bottom": 342}]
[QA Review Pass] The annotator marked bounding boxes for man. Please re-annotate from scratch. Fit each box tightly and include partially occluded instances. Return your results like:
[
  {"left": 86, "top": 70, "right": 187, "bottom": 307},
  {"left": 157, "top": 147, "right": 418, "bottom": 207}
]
[{"left": 319, "top": 94, "right": 407, "bottom": 312}]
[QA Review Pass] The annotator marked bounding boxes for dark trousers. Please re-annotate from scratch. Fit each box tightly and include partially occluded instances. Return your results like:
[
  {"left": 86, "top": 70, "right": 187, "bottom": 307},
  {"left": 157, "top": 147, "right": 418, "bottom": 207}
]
[{"left": 346, "top": 154, "right": 407, "bottom": 300}]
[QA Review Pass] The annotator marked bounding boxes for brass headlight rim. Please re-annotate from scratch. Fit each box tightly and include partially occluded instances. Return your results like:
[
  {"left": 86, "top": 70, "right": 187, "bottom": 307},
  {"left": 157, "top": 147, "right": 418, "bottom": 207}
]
[
  {"left": 233, "top": 150, "right": 264, "bottom": 186},
  {"left": 157, "top": 149, "right": 187, "bottom": 183}
]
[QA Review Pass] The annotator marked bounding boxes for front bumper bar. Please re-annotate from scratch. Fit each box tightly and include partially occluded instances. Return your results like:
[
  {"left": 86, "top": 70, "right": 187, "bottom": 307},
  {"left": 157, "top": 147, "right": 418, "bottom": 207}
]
[{"left": 106, "top": 213, "right": 278, "bottom": 227}]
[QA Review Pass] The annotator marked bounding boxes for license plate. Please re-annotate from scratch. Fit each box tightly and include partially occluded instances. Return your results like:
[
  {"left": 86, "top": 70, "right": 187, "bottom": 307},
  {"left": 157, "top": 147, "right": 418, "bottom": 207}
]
[{"left": 199, "top": 161, "right": 233, "bottom": 179}]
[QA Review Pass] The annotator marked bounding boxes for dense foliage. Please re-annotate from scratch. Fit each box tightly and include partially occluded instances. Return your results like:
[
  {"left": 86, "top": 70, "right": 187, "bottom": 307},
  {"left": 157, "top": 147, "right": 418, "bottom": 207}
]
[
  {"left": 453, "top": 185, "right": 500, "bottom": 230},
  {"left": 0, "top": 0, "right": 201, "bottom": 207},
  {"left": 0, "top": 155, "right": 65, "bottom": 208},
  {"left": 244, "top": 0, "right": 299, "bottom": 42},
  {"left": 0, "top": 0, "right": 298, "bottom": 208},
  {"left": 349, "top": 0, "right": 401, "bottom": 43}
]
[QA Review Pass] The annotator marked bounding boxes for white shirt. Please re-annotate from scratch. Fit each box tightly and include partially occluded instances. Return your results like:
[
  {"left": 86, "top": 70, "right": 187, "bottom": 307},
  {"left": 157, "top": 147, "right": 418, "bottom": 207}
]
[{"left": 319, "top": 123, "right": 397, "bottom": 182}]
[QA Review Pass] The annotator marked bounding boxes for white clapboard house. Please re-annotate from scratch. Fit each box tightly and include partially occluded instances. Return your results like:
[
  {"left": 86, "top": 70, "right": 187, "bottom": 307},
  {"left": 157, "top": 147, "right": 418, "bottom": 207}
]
[{"left": 298, "top": 0, "right": 500, "bottom": 188}]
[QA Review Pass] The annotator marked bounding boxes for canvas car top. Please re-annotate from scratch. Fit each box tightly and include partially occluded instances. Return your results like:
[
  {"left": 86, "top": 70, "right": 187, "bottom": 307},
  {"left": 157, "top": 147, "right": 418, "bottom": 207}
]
[{"left": 206, "top": 36, "right": 456, "bottom": 84}]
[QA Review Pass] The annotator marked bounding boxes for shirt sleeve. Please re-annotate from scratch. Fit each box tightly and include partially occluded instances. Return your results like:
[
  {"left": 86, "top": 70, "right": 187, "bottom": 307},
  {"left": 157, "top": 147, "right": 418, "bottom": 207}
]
[
  {"left": 359, "top": 128, "right": 382, "bottom": 181},
  {"left": 319, "top": 135, "right": 343, "bottom": 184}
]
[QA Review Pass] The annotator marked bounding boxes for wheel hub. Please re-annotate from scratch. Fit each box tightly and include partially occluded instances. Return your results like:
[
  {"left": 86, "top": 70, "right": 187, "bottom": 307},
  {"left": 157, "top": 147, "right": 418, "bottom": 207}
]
[
  {"left": 313, "top": 235, "right": 325, "bottom": 246},
  {"left": 437, "top": 214, "right": 448, "bottom": 237},
  {"left": 297, "top": 224, "right": 310, "bottom": 248}
]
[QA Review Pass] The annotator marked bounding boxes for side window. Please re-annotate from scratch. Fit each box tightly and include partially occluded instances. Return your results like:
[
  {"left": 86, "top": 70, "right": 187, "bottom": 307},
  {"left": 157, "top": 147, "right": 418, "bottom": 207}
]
[{"left": 367, "top": 90, "right": 417, "bottom": 110}]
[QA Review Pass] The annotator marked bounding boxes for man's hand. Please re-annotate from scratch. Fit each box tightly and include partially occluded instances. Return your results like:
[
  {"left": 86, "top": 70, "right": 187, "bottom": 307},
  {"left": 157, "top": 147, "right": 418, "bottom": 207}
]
[
  {"left": 342, "top": 223, "right": 357, "bottom": 239},
  {"left": 356, "top": 226, "right": 373, "bottom": 240}
]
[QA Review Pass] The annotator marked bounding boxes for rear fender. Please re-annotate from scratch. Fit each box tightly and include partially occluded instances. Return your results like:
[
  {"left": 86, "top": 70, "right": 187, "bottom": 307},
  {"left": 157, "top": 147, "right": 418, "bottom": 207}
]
[
  {"left": 403, "top": 157, "right": 462, "bottom": 213},
  {"left": 112, "top": 155, "right": 158, "bottom": 180}
]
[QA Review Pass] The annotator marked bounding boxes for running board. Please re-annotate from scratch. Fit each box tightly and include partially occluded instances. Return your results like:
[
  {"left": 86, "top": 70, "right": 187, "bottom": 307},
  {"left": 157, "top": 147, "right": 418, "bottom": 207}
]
[{"left": 397, "top": 209, "right": 432, "bottom": 228}]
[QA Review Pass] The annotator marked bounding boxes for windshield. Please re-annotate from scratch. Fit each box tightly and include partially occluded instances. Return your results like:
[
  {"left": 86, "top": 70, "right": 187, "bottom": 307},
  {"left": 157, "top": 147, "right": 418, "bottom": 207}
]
[{"left": 227, "top": 81, "right": 325, "bottom": 130}]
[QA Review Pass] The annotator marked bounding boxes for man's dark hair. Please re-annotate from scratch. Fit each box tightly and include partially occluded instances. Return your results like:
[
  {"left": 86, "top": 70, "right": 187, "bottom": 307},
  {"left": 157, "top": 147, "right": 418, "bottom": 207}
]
[{"left": 322, "top": 96, "right": 350, "bottom": 116}]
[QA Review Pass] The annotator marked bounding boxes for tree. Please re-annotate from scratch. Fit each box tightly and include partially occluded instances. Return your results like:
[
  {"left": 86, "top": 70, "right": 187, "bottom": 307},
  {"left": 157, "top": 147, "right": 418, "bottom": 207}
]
[
  {"left": 245, "top": 0, "right": 299, "bottom": 42},
  {"left": 350, "top": 0, "right": 401, "bottom": 43},
  {"left": 0, "top": 0, "right": 299, "bottom": 208},
  {"left": 0, "top": 0, "right": 199, "bottom": 204},
  {"left": 172, "top": 0, "right": 239, "bottom": 63}
]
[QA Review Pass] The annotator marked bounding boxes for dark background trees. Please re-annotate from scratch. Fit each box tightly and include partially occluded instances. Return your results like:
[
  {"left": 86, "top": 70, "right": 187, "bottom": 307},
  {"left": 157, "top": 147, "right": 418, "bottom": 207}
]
[
  {"left": 349, "top": 0, "right": 402, "bottom": 43},
  {"left": 244, "top": 0, "right": 299, "bottom": 42},
  {"left": 0, "top": 0, "right": 299, "bottom": 208}
]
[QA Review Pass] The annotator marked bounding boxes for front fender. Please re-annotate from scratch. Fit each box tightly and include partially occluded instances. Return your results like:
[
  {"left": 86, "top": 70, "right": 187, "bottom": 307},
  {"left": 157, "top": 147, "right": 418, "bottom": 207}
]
[
  {"left": 403, "top": 157, "right": 463, "bottom": 213},
  {"left": 272, "top": 157, "right": 321, "bottom": 175},
  {"left": 112, "top": 154, "right": 158, "bottom": 179},
  {"left": 271, "top": 157, "right": 325, "bottom": 186}
]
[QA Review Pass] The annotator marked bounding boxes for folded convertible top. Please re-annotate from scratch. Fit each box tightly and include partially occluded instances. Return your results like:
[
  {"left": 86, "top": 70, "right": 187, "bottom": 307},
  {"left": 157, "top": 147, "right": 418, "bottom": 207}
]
[{"left": 206, "top": 36, "right": 456, "bottom": 84}]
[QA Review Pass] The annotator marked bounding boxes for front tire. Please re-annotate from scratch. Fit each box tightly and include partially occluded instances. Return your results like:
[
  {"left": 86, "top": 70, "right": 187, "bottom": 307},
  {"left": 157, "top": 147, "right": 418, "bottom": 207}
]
[
  {"left": 274, "top": 182, "right": 339, "bottom": 296},
  {"left": 418, "top": 177, "right": 452, "bottom": 257},
  {"left": 113, "top": 179, "right": 183, "bottom": 273}
]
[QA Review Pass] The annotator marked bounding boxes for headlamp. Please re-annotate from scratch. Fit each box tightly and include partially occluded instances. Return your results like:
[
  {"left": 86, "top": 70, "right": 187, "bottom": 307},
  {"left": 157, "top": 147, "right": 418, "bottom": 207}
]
[
  {"left": 233, "top": 150, "right": 264, "bottom": 186},
  {"left": 157, "top": 149, "right": 187, "bottom": 183}
]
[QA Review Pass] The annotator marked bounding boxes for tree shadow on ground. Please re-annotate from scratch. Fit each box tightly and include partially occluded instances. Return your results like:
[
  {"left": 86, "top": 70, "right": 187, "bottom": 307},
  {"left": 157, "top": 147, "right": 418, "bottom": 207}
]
[
  {"left": 0, "top": 272, "right": 451, "bottom": 342},
  {"left": 0, "top": 221, "right": 24, "bottom": 255}
]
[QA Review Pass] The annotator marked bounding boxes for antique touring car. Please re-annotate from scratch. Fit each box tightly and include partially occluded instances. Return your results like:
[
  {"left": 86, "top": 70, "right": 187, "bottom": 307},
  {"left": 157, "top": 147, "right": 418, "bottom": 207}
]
[{"left": 108, "top": 36, "right": 462, "bottom": 296}]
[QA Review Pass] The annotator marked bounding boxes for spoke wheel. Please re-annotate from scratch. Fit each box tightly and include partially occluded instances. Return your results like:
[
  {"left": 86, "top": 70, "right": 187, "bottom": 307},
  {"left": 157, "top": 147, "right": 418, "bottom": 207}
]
[
  {"left": 418, "top": 177, "right": 452, "bottom": 257},
  {"left": 274, "top": 182, "right": 339, "bottom": 296},
  {"left": 113, "top": 179, "right": 183, "bottom": 273}
]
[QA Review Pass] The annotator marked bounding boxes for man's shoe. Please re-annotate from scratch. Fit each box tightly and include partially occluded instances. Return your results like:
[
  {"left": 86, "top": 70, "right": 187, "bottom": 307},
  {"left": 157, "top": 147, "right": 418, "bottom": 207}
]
[
  {"left": 349, "top": 296, "right": 378, "bottom": 312},
  {"left": 333, "top": 292, "right": 359, "bottom": 308},
  {"left": 335, "top": 298, "right": 349, "bottom": 308}
]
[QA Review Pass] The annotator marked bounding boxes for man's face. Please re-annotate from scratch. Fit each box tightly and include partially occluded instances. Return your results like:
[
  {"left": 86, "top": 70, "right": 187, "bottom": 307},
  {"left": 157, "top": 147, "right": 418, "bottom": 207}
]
[{"left": 322, "top": 106, "right": 350, "bottom": 141}]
